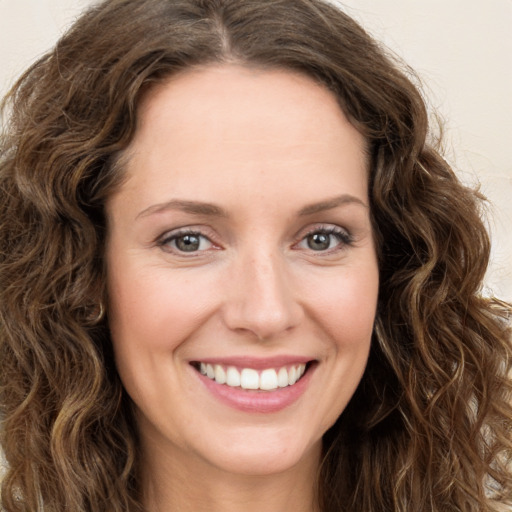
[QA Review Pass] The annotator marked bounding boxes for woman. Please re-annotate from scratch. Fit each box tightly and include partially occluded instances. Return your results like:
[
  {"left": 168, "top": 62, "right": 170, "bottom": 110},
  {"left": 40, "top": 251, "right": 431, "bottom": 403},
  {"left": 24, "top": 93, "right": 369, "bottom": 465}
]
[{"left": 1, "top": 0, "right": 511, "bottom": 511}]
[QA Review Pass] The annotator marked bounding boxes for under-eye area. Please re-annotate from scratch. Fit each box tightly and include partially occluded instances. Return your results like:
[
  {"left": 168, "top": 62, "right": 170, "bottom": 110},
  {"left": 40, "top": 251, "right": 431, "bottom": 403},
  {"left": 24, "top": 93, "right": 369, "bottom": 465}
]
[{"left": 191, "top": 361, "right": 317, "bottom": 391}]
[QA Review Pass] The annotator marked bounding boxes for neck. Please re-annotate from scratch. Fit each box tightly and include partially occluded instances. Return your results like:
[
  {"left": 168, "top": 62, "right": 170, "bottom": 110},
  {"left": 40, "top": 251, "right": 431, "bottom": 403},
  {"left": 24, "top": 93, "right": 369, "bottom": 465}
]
[{"left": 141, "top": 435, "right": 322, "bottom": 512}]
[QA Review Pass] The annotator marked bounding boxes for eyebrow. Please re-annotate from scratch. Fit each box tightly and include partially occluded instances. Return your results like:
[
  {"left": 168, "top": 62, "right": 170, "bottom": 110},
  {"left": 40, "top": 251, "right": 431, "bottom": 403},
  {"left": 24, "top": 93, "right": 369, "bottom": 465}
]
[
  {"left": 298, "top": 194, "right": 368, "bottom": 215},
  {"left": 136, "top": 199, "right": 228, "bottom": 219},
  {"left": 136, "top": 194, "right": 367, "bottom": 220}
]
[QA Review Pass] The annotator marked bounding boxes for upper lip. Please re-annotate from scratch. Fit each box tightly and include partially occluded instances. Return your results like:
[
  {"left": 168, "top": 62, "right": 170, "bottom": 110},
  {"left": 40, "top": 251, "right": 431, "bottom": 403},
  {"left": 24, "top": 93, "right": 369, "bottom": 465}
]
[{"left": 190, "top": 355, "right": 315, "bottom": 370}]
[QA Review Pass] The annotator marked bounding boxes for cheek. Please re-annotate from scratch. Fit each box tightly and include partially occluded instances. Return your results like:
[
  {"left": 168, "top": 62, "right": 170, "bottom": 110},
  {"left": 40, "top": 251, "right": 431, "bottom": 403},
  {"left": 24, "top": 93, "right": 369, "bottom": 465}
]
[
  {"left": 106, "top": 262, "right": 223, "bottom": 417},
  {"left": 109, "top": 265, "right": 217, "bottom": 350},
  {"left": 293, "top": 261, "right": 378, "bottom": 433},
  {"left": 299, "top": 261, "right": 379, "bottom": 346}
]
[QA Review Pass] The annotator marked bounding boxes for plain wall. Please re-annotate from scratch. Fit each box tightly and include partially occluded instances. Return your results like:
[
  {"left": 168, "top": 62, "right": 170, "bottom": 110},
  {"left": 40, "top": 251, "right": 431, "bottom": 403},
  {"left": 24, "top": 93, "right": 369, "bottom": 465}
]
[{"left": 1, "top": 0, "right": 511, "bottom": 300}]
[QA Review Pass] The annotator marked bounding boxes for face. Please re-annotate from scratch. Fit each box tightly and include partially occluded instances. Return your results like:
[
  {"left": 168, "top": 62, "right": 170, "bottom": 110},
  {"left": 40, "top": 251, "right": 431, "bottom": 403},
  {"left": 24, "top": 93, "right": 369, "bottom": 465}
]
[{"left": 106, "top": 65, "right": 379, "bottom": 479}]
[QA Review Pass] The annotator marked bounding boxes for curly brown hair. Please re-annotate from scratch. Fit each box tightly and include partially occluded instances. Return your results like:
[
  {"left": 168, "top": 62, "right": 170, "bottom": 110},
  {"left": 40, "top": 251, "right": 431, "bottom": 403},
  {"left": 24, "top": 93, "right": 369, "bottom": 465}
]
[{"left": 1, "top": 0, "right": 511, "bottom": 510}]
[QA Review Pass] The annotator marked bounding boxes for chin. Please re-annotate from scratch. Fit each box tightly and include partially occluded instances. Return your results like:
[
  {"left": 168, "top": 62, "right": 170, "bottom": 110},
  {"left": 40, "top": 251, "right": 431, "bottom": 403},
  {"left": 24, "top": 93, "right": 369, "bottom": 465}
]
[{"left": 191, "top": 426, "right": 322, "bottom": 477}]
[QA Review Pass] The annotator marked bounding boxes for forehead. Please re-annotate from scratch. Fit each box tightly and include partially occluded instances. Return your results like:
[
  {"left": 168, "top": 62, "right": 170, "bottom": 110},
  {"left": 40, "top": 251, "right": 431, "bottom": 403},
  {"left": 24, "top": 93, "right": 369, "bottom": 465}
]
[
  {"left": 114, "top": 64, "right": 368, "bottom": 213},
  {"left": 134, "top": 64, "right": 365, "bottom": 153}
]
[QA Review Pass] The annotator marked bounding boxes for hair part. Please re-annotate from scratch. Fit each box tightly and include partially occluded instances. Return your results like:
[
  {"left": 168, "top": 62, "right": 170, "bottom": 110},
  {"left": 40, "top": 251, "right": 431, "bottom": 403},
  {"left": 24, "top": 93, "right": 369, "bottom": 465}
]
[{"left": 1, "top": 1, "right": 511, "bottom": 511}]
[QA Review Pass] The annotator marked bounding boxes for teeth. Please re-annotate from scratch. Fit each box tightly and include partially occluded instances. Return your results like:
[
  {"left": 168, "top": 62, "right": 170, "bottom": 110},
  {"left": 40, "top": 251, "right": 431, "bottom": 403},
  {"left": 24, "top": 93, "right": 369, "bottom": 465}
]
[
  {"left": 288, "top": 366, "right": 297, "bottom": 385},
  {"left": 199, "top": 363, "right": 307, "bottom": 390},
  {"left": 226, "top": 366, "right": 241, "bottom": 387},
  {"left": 214, "top": 365, "right": 226, "bottom": 384},
  {"left": 260, "top": 369, "right": 278, "bottom": 390},
  {"left": 240, "top": 369, "right": 259, "bottom": 390},
  {"left": 277, "top": 367, "right": 289, "bottom": 388}
]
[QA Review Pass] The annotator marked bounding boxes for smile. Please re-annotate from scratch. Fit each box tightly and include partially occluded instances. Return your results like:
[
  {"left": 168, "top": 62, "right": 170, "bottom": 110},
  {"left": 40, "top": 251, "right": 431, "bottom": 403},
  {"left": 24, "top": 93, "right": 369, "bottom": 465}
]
[
  {"left": 198, "top": 363, "right": 307, "bottom": 390},
  {"left": 191, "top": 358, "right": 316, "bottom": 413}
]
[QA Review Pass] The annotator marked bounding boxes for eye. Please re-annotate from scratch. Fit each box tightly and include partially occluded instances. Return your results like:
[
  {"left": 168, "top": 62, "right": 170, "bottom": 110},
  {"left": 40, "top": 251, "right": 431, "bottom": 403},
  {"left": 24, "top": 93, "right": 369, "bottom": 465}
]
[
  {"left": 297, "top": 227, "right": 352, "bottom": 252},
  {"left": 159, "top": 230, "right": 213, "bottom": 253}
]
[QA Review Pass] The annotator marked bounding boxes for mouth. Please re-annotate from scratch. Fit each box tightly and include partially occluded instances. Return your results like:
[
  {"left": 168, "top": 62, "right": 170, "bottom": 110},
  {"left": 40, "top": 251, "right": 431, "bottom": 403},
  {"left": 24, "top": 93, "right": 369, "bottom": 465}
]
[
  {"left": 191, "top": 361, "right": 311, "bottom": 391},
  {"left": 190, "top": 358, "right": 317, "bottom": 413}
]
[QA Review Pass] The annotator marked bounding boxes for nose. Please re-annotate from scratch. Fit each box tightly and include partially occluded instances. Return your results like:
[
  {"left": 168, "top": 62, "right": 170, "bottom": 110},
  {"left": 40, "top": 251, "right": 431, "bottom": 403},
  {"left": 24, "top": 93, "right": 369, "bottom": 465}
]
[{"left": 221, "top": 249, "right": 303, "bottom": 340}]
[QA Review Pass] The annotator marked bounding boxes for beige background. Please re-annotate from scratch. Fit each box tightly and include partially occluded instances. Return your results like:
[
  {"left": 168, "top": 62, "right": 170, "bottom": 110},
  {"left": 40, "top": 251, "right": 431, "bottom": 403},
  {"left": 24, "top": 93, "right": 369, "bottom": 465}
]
[{"left": 1, "top": 0, "right": 511, "bottom": 301}]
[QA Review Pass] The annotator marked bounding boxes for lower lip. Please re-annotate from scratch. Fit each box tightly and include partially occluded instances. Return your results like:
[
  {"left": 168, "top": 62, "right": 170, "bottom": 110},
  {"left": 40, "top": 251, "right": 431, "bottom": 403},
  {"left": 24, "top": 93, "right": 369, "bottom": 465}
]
[{"left": 195, "top": 364, "right": 315, "bottom": 413}]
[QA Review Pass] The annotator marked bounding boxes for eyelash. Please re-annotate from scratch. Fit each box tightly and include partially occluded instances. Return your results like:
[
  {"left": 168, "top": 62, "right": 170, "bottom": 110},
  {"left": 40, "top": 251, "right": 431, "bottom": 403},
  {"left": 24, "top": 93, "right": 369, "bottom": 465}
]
[
  {"left": 157, "top": 228, "right": 215, "bottom": 254},
  {"left": 296, "top": 225, "right": 354, "bottom": 253},
  {"left": 156, "top": 225, "right": 353, "bottom": 255}
]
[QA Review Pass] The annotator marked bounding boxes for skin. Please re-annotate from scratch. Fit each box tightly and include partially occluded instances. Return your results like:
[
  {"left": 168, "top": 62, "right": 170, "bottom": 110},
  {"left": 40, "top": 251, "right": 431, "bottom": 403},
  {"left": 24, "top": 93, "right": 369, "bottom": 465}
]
[{"left": 106, "top": 64, "right": 379, "bottom": 512}]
